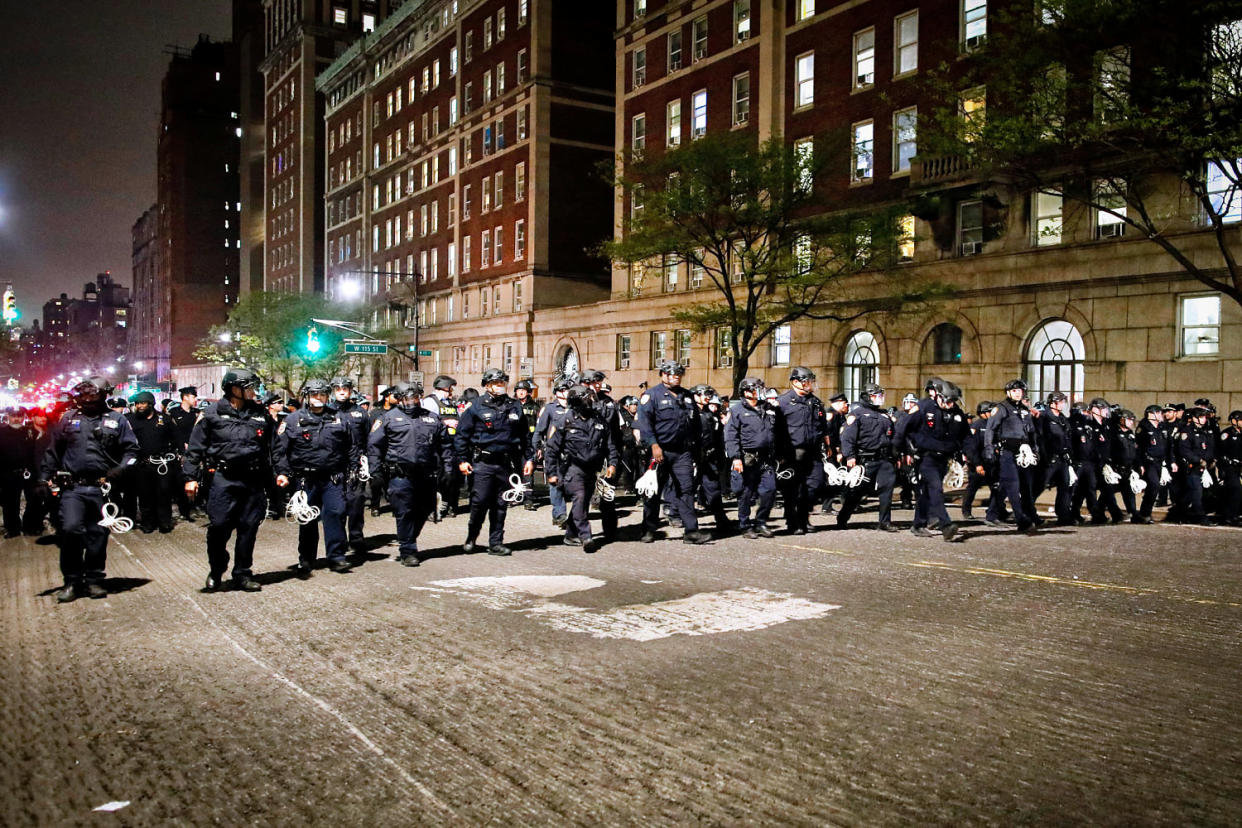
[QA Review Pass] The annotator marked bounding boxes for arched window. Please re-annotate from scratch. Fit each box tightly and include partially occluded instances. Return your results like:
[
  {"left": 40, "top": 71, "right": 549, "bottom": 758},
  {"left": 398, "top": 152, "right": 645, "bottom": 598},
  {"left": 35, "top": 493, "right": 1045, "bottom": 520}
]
[
  {"left": 929, "top": 322, "right": 963, "bottom": 364},
  {"left": 1025, "top": 319, "right": 1085, "bottom": 402},
  {"left": 842, "top": 330, "right": 879, "bottom": 401},
  {"left": 555, "top": 344, "right": 579, "bottom": 380}
]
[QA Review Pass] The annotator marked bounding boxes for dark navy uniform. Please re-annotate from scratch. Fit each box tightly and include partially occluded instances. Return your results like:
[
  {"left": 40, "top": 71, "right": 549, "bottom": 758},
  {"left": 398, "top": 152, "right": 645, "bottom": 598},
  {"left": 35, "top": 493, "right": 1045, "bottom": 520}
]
[
  {"left": 366, "top": 400, "right": 394, "bottom": 514},
  {"left": 1136, "top": 418, "right": 1170, "bottom": 521},
  {"left": 1174, "top": 422, "right": 1216, "bottom": 523},
  {"left": 636, "top": 381, "right": 701, "bottom": 535},
  {"left": 545, "top": 403, "right": 618, "bottom": 548},
  {"left": 519, "top": 395, "right": 543, "bottom": 510},
  {"left": 896, "top": 398, "right": 962, "bottom": 530},
  {"left": 168, "top": 401, "right": 200, "bottom": 520},
  {"left": 592, "top": 392, "right": 624, "bottom": 538},
  {"left": 961, "top": 416, "right": 1002, "bottom": 522},
  {"left": 725, "top": 399, "right": 780, "bottom": 532},
  {"left": 1217, "top": 422, "right": 1242, "bottom": 525},
  {"left": 183, "top": 399, "right": 274, "bottom": 582},
  {"left": 454, "top": 393, "right": 532, "bottom": 549},
  {"left": 776, "top": 389, "right": 828, "bottom": 532},
  {"left": 695, "top": 404, "right": 731, "bottom": 528},
  {"left": 837, "top": 400, "right": 897, "bottom": 528},
  {"left": 0, "top": 421, "right": 33, "bottom": 536},
  {"left": 40, "top": 409, "right": 139, "bottom": 589},
  {"left": 983, "top": 399, "right": 1039, "bottom": 530},
  {"left": 1035, "top": 410, "right": 1075, "bottom": 524},
  {"left": 533, "top": 401, "right": 569, "bottom": 521},
  {"left": 369, "top": 406, "right": 451, "bottom": 562},
  {"left": 1103, "top": 426, "right": 1139, "bottom": 519},
  {"left": 331, "top": 397, "right": 371, "bottom": 547},
  {"left": 275, "top": 406, "right": 358, "bottom": 568},
  {"left": 124, "top": 407, "right": 180, "bottom": 533},
  {"left": 1070, "top": 415, "right": 1110, "bottom": 520}
]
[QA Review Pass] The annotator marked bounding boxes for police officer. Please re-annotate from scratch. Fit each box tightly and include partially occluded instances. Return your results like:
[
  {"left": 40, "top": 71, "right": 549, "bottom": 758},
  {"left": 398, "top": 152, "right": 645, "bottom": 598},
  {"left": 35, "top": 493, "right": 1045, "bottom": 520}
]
[
  {"left": 39, "top": 377, "right": 139, "bottom": 602},
  {"left": 124, "top": 391, "right": 180, "bottom": 534},
  {"left": 776, "top": 367, "right": 829, "bottom": 534},
  {"left": 1217, "top": 410, "right": 1242, "bottom": 526},
  {"left": 617, "top": 394, "right": 642, "bottom": 493},
  {"left": 636, "top": 361, "right": 709, "bottom": 544},
  {"left": 983, "top": 379, "right": 1040, "bottom": 534},
  {"left": 424, "top": 375, "right": 463, "bottom": 516},
  {"left": 455, "top": 368, "right": 534, "bottom": 556},
  {"left": 275, "top": 378, "right": 359, "bottom": 575},
  {"left": 581, "top": 369, "right": 624, "bottom": 539},
  {"left": 1071, "top": 398, "right": 1112, "bottom": 523},
  {"left": 533, "top": 377, "right": 572, "bottom": 526},
  {"left": 961, "top": 401, "right": 1001, "bottom": 522},
  {"left": 690, "top": 384, "right": 733, "bottom": 533},
  {"left": 725, "top": 377, "right": 781, "bottom": 538},
  {"left": 545, "top": 384, "right": 618, "bottom": 553},
  {"left": 367, "top": 386, "right": 399, "bottom": 516},
  {"left": 369, "top": 382, "right": 451, "bottom": 565},
  {"left": 514, "top": 379, "right": 543, "bottom": 511},
  {"left": 182, "top": 368, "right": 273, "bottom": 592},
  {"left": 836, "top": 382, "right": 899, "bottom": 531},
  {"left": 1132, "top": 404, "right": 1170, "bottom": 524},
  {"left": 895, "top": 379, "right": 962, "bottom": 540},
  {"left": 1175, "top": 406, "right": 1216, "bottom": 524},
  {"left": 0, "top": 408, "right": 32, "bottom": 537},
  {"left": 329, "top": 376, "right": 370, "bottom": 549},
  {"left": 22, "top": 407, "right": 54, "bottom": 535},
  {"left": 168, "top": 386, "right": 200, "bottom": 522},
  {"left": 1037, "top": 392, "right": 1076, "bottom": 525}
]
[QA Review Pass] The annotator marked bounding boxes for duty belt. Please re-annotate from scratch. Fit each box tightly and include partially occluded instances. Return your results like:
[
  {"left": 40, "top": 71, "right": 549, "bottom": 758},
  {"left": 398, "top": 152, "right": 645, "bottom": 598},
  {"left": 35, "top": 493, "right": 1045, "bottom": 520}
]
[{"left": 475, "top": 449, "right": 515, "bottom": 466}]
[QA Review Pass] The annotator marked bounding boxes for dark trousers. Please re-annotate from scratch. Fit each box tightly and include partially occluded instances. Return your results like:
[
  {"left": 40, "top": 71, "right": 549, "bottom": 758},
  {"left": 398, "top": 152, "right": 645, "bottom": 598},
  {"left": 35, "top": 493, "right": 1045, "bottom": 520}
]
[
  {"left": 697, "top": 460, "right": 730, "bottom": 524},
  {"left": 1219, "top": 465, "right": 1241, "bottom": 522},
  {"left": 22, "top": 478, "right": 49, "bottom": 534},
  {"left": 1181, "top": 465, "right": 1207, "bottom": 521},
  {"left": 597, "top": 477, "right": 618, "bottom": 538},
  {"left": 1071, "top": 461, "right": 1101, "bottom": 517},
  {"left": 388, "top": 474, "right": 435, "bottom": 557},
  {"left": 731, "top": 463, "right": 776, "bottom": 529},
  {"left": 1097, "top": 468, "right": 1135, "bottom": 519},
  {"left": 996, "top": 449, "right": 1036, "bottom": 529},
  {"left": 1137, "top": 462, "right": 1163, "bottom": 518},
  {"left": 467, "top": 460, "right": 512, "bottom": 546},
  {"left": 343, "top": 478, "right": 366, "bottom": 544},
  {"left": 961, "top": 467, "right": 1000, "bottom": 518},
  {"left": 913, "top": 455, "right": 951, "bottom": 528},
  {"left": 562, "top": 465, "right": 598, "bottom": 542},
  {"left": 836, "top": 459, "right": 896, "bottom": 526},
  {"left": 0, "top": 473, "right": 23, "bottom": 533},
  {"left": 58, "top": 486, "right": 109, "bottom": 584},
  {"left": 642, "top": 449, "right": 698, "bottom": 532},
  {"left": 369, "top": 469, "right": 387, "bottom": 513},
  {"left": 778, "top": 452, "right": 817, "bottom": 531},
  {"left": 129, "top": 463, "right": 174, "bottom": 531},
  {"left": 1043, "top": 460, "right": 1075, "bottom": 523},
  {"left": 204, "top": 473, "right": 268, "bottom": 579},
  {"left": 297, "top": 478, "right": 347, "bottom": 564}
]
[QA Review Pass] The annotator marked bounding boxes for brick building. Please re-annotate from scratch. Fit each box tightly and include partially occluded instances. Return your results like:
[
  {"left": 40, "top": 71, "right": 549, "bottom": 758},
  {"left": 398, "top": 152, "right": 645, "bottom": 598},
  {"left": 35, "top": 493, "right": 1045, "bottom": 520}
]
[{"left": 316, "top": 0, "right": 615, "bottom": 390}]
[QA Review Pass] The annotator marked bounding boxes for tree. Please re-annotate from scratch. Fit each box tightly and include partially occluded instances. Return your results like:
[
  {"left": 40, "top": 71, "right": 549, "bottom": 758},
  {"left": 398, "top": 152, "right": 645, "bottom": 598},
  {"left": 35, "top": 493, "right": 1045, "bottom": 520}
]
[
  {"left": 604, "top": 130, "right": 944, "bottom": 394},
  {"left": 193, "top": 291, "right": 369, "bottom": 397},
  {"left": 918, "top": 0, "right": 1242, "bottom": 307}
]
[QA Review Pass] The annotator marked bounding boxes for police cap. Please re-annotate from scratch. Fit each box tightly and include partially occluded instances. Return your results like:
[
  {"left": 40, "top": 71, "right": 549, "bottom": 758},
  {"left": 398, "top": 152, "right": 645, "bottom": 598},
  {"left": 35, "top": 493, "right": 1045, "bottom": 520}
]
[
  {"left": 829, "top": 393, "right": 848, "bottom": 403},
  {"left": 178, "top": 386, "right": 198, "bottom": 397}
]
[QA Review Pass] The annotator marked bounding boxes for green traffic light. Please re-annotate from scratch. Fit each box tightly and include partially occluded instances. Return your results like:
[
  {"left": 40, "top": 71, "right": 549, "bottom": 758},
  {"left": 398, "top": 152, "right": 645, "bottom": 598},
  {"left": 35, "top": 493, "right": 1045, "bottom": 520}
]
[{"left": 306, "top": 327, "right": 320, "bottom": 354}]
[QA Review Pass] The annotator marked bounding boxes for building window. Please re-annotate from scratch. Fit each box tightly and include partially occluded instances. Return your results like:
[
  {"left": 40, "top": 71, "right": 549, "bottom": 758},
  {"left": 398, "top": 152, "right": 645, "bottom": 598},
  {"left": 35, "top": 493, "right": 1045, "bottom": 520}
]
[
  {"left": 333, "top": 6, "right": 347, "bottom": 25},
  {"left": 690, "top": 260, "right": 705, "bottom": 288},
  {"left": 462, "top": 236, "right": 471, "bottom": 273},
  {"left": 692, "top": 90, "right": 707, "bottom": 138},
  {"left": 675, "top": 329, "right": 692, "bottom": 365},
  {"left": 958, "top": 199, "right": 983, "bottom": 255},
  {"left": 650, "top": 331, "right": 669, "bottom": 368},
  {"left": 1096, "top": 47, "right": 1130, "bottom": 123},
  {"left": 798, "top": 0, "right": 815, "bottom": 21},
  {"left": 892, "top": 107, "right": 916, "bottom": 173},
  {"left": 895, "top": 11, "right": 919, "bottom": 76},
  {"left": 668, "top": 30, "right": 683, "bottom": 72},
  {"left": 497, "top": 8, "right": 506, "bottom": 39},
  {"left": 465, "top": 31, "right": 473, "bottom": 63},
  {"left": 481, "top": 230, "right": 491, "bottom": 267},
  {"left": 1025, "top": 319, "right": 1084, "bottom": 401},
  {"left": 959, "top": 86, "right": 986, "bottom": 141},
  {"left": 772, "top": 324, "right": 792, "bottom": 366},
  {"left": 842, "top": 330, "right": 879, "bottom": 401},
  {"left": 1095, "top": 178, "right": 1127, "bottom": 238},
  {"left": 897, "top": 214, "right": 916, "bottom": 262},
  {"left": 515, "top": 220, "right": 526, "bottom": 259},
  {"left": 1180, "top": 294, "right": 1222, "bottom": 357},
  {"left": 516, "top": 162, "right": 526, "bottom": 201},
  {"left": 494, "top": 225, "right": 503, "bottom": 264},
  {"left": 632, "top": 114, "right": 646, "bottom": 156},
  {"left": 481, "top": 287, "right": 489, "bottom": 316},
  {"left": 517, "top": 106, "right": 528, "bottom": 140},
  {"left": 716, "top": 328, "right": 734, "bottom": 368},
  {"left": 496, "top": 62, "right": 505, "bottom": 94},
  {"left": 853, "top": 28, "right": 875, "bottom": 89},
  {"left": 519, "top": 0, "right": 529, "bottom": 25},
  {"left": 693, "top": 16, "right": 708, "bottom": 61},
  {"left": 930, "top": 323, "right": 963, "bottom": 364},
  {"left": 1207, "top": 159, "right": 1242, "bottom": 223},
  {"left": 633, "top": 46, "right": 646, "bottom": 87},
  {"left": 667, "top": 99, "right": 682, "bottom": 147},
  {"left": 734, "top": 0, "right": 751, "bottom": 42},
  {"left": 484, "top": 17, "right": 493, "bottom": 49},
  {"left": 517, "top": 49, "right": 528, "bottom": 83},
  {"left": 851, "top": 121, "right": 874, "bottom": 183},
  {"left": 448, "top": 242, "right": 457, "bottom": 277},
  {"left": 514, "top": 281, "right": 523, "bottom": 311},
  {"left": 1032, "top": 190, "right": 1063, "bottom": 246},
  {"left": 795, "top": 52, "right": 814, "bottom": 108},
  {"left": 663, "top": 258, "right": 679, "bottom": 292},
  {"left": 362, "top": 12, "right": 376, "bottom": 31},
  {"left": 617, "top": 334, "right": 632, "bottom": 369},
  {"left": 962, "top": 0, "right": 986, "bottom": 50},
  {"left": 495, "top": 171, "right": 503, "bottom": 207},
  {"left": 732, "top": 73, "right": 750, "bottom": 126}
]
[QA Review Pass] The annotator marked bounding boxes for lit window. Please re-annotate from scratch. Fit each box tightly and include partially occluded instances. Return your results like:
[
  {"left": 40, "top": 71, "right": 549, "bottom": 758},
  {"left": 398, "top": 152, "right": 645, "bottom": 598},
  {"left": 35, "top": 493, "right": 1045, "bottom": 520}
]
[
  {"left": 958, "top": 200, "right": 983, "bottom": 254},
  {"left": 450, "top": 47, "right": 458, "bottom": 76},
  {"left": 732, "top": 73, "right": 750, "bottom": 126},
  {"left": 895, "top": 11, "right": 919, "bottom": 75},
  {"left": 515, "top": 220, "right": 526, "bottom": 259},
  {"left": 798, "top": 0, "right": 815, "bottom": 21},
  {"left": 897, "top": 215, "right": 915, "bottom": 262},
  {"left": 1179, "top": 294, "right": 1221, "bottom": 357},
  {"left": 617, "top": 335, "right": 632, "bottom": 369},
  {"left": 668, "top": 31, "right": 683, "bottom": 72},
  {"left": 772, "top": 325, "right": 791, "bottom": 366},
  {"left": 1095, "top": 47, "right": 1130, "bottom": 123},
  {"left": 362, "top": 13, "right": 376, "bottom": 32},
  {"left": 1032, "top": 190, "right": 1063, "bottom": 246},
  {"left": 333, "top": 7, "right": 347, "bottom": 25},
  {"left": 892, "top": 107, "right": 916, "bottom": 173},
  {"left": 692, "top": 90, "right": 707, "bottom": 138},
  {"left": 795, "top": 52, "right": 815, "bottom": 107},
  {"left": 959, "top": 86, "right": 986, "bottom": 142},
  {"left": 735, "top": 0, "right": 751, "bottom": 42},
  {"left": 962, "top": 0, "right": 986, "bottom": 50},
  {"left": 516, "top": 162, "right": 526, "bottom": 201},
  {"left": 693, "top": 17, "right": 708, "bottom": 61},
  {"left": 1095, "top": 178, "right": 1127, "bottom": 238},
  {"left": 667, "top": 99, "right": 682, "bottom": 147},
  {"left": 851, "top": 121, "right": 873, "bottom": 182},
  {"left": 633, "top": 46, "right": 646, "bottom": 87},
  {"left": 853, "top": 29, "right": 875, "bottom": 88},
  {"left": 635, "top": 0, "right": 646, "bottom": 18},
  {"left": 1207, "top": 159, "right": 1242, "bottom": 223}
]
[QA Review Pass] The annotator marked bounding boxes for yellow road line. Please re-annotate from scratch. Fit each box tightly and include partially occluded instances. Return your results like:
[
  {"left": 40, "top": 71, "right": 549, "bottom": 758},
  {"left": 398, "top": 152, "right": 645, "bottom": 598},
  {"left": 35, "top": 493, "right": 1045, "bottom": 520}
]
[
  {"left": 777, "top": 544, "right": 851, "bottom": 555},
  {"left": 907, "top": 561, "right": 1242, "bottom": 608}
]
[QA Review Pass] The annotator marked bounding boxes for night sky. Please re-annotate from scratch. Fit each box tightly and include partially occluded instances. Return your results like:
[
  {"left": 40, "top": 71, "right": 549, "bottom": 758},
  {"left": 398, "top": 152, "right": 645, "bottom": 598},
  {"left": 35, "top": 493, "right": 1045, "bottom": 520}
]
[{"left": 0, "top": 0, "right": 231, "bottom": 315}]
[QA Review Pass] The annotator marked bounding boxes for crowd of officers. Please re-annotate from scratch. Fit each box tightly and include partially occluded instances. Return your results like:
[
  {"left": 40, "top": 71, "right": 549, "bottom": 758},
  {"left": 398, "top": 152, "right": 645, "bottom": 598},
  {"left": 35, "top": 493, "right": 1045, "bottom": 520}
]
[{"left": 9, "top": 361, "right": 1239, "bottom": 601}]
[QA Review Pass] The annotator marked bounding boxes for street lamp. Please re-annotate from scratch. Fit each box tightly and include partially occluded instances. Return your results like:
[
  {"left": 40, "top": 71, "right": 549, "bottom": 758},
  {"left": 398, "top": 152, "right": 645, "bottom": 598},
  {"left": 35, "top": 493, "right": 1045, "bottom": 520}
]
[
  {"left": 336, "top": 277, "right": 363, "bottom": 302},
  {"left": 337, "top": 268, "right": 422, "bottom": 370}
]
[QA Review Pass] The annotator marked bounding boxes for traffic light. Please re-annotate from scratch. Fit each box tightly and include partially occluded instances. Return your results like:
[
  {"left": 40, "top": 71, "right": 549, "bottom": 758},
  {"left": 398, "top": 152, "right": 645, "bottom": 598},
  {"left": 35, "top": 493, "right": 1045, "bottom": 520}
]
[
  {"left": 306, "top": 326, "right": 321, "bottom": 355},
  {"left": 2, "top": 289, "right": 18, "bottom": 324}
]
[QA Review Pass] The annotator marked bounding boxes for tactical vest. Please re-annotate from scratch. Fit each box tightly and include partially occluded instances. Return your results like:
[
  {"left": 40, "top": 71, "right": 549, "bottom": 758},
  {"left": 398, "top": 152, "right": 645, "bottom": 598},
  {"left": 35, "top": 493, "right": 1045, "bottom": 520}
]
[{"left": 438, "top": 398, "right": 459, "bottom": 435}]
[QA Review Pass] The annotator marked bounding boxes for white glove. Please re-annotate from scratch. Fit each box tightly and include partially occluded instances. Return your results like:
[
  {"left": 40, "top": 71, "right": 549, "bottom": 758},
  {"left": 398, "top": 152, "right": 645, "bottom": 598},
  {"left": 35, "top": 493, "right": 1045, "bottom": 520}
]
[
  {"left": 844, "top": 464, "right": 868, "bottom": 488},
  {"left": 1159, "top": 465, "right": 1172, "bottom": 486},
  {"left": 357, "top": 456, "right": 371, "bottom": 482},
  {"left": 1129, "top": 470, "right": 1146, "bottom": 494},
  {"left": 636, "top": 467, "right": 660, "bottom": 498},
  {"left": 945, "top": 460, "right": 967, "bottom": 490},
  {"left": 1016, "top": 444, "right": 1038, "bottom": 468},
  {"left": 1067, "top": 465, "right": 1078, "bottom": 487},
  {"left": 1102, "top": 464, "right": 1121, "bottom": 485},
  {"left": 1202, "top": 469, "right": 1214, "bottom": 489}
]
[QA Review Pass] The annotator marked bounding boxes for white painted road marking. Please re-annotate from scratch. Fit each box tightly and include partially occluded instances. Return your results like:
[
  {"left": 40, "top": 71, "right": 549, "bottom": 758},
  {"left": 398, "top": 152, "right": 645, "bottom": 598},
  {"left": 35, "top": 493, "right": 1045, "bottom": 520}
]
[{"left": 425, "top": 577, "right": 839, "bottom": 641}]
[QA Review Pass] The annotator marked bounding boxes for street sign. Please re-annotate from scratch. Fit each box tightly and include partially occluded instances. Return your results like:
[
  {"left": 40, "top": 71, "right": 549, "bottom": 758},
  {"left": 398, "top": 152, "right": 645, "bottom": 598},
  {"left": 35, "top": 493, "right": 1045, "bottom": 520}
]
[
  {"left": 418, "top": 349, "right": 432, "bottom": 357},
  {"left": 519, "top": 357, "right": 534, "bottom": 378},
  {"left": 344, "top": 342, "right": 388, "bottom": 355},
  {"left": 408, "top": 371, "right": 424, "bottom": 385}
]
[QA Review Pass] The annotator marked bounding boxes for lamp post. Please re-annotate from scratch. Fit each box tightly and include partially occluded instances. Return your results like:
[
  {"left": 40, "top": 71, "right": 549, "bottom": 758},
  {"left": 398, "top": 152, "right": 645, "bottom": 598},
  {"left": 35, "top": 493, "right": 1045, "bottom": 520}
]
[{"left": 333, "top": 268, "right": 422, "bottom": 371}]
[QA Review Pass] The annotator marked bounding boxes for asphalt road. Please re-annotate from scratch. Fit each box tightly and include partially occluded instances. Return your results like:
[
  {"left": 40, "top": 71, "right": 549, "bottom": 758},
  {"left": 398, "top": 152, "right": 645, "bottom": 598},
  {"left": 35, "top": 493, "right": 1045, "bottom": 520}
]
[{"left": 2, "top": 498, "right": 1240, "bottom": 826}]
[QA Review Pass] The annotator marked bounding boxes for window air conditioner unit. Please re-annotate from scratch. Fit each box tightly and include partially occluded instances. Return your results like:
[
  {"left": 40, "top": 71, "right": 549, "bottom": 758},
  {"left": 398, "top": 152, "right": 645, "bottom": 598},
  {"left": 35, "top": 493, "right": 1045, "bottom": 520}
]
[
  {"left": 857, "top": 74, "right": 873, "bottom": 86},
  {"left": 960, "top": 241, "right": 982, "bottom": 255},
  {"left": 964, "top": 34, "right": 985, "bottom": 51},
  {"left": 719, "top": 356, "right": 734, "bottom": 367},
  {"left": 855, "top": 168, "right": 870, "bottom": 179},
  {"left": 670, "top": 58, "right": 682, "bottom": 71},
  {"left": 619, "top": 358, "right": 630, "bottom": 369},
  {"left": 1099, "top": 222, "right": 1125, "bottom": 238}
]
